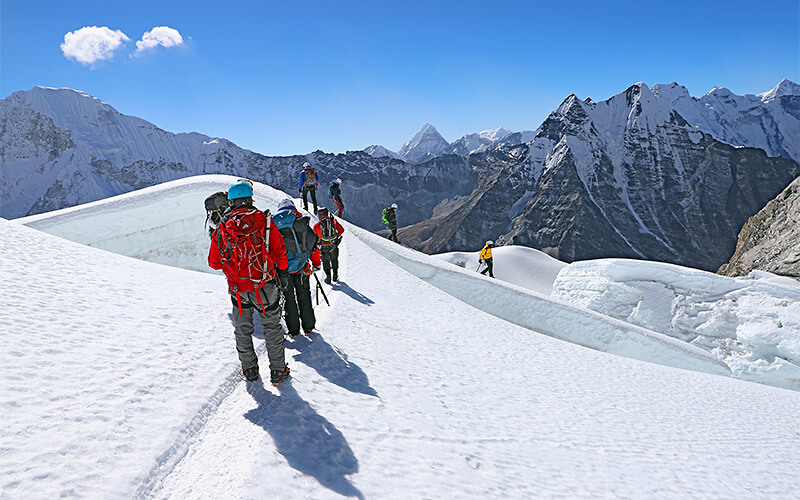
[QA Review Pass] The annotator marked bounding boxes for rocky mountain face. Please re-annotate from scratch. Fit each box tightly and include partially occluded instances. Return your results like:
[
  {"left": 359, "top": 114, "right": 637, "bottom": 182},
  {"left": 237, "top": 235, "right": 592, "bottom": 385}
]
[
  {"left": 718, "top": 175, "right": 800, "bottom": 278},
  {"left": 400, "top": 82, "right": 800, "bottom": 271},
  {"left": 0, "top": 87, "right": 473, "bottom": 231}
]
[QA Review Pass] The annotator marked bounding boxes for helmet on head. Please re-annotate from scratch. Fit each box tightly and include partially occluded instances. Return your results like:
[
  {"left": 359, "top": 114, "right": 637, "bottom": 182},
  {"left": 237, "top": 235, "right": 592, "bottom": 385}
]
[
  {"left": 486, "top": 240, "right": 494, "bottom": 247},
  {"left": 228, "top": 181, "right": 253, "bottom": 200},
  {"left": 277, "top": 198, "right": 295, "bottom": 212},
  {"left": 334, "top": 178, "right": 342, "bottom": 185},
  {"left": 303, "top": 161, "right": 312, "bottom": 169},
  {"left": 318, "top": 207, "right": 329, "bottom": 218},
  {"left": 390, "top": 203, "right": 398, "bottom": 209}
]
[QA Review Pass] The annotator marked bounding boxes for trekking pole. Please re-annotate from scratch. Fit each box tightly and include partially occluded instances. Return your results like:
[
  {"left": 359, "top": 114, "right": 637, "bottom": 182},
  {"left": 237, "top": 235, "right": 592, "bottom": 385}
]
[{"left": 312, "top": 273, "right": 330, "bottom": 306}]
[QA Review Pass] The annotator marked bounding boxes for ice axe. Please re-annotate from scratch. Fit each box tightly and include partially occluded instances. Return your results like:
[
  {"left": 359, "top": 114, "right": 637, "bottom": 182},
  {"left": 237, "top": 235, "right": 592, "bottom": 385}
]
[{"left": 313, "top": 272, "right": 330, "bottom": 307}]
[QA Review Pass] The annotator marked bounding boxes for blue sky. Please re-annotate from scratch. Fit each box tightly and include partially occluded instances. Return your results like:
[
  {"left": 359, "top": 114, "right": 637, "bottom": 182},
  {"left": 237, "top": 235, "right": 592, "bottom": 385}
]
[{"left": 2, "top": 1, "right": 798, "bottom": 156}]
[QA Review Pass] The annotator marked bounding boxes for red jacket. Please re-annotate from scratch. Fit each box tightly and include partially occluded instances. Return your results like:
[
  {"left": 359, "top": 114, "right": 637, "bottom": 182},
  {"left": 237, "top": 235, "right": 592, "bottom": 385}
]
[
  {"left": 313, "top": 216, "right": 345, "bottom": 250},
  {"left": 209, "top": 207, "right": 288, "bottom": 293}
]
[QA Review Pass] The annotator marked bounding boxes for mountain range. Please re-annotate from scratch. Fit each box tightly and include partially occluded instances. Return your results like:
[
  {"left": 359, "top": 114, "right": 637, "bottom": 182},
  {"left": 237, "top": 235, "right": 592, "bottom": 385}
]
[
  {"left": 0, "top": 87, "right": 475, "bottom": 231},
  {"left": 368, "top": 124, "right": 533, "bottom": 163},
  {"left": 399, "top": 80, "right": 800, "bottom": 271},
  {"left": 2, "top": 80, "right": 798, "bottom": 272}
]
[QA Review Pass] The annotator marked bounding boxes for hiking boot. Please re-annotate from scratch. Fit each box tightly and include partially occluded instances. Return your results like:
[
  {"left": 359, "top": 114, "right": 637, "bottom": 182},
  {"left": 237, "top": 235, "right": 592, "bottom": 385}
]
[
  {"left": 332, "top": 271, "right": 338, "bottom": 282},
  {"left": 304, "top": 329, "right": 314, "bottom": 336},
  {"left": 324, "top": 276, "right": 331, "bottom": 285},
  {"left": 288, "top": 331, "right": 300, "bottom": 338},
  {"left": 270, "top": 366, "right": 291, "bottom": 385},
  {"left": 243, "top": 365, "right": 259, "bottom": 382}
]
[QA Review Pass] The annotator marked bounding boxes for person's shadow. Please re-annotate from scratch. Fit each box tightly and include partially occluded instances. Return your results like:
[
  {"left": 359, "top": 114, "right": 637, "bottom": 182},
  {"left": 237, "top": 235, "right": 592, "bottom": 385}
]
[
  {"left": 245, "top": 381, "right": 364, "bottom": 498},
  {"left": 289, "top": 334, "right": 378, "bottom": 398},
  {"left": 330, "top": 281, "right": 374, "bottom": 306}
]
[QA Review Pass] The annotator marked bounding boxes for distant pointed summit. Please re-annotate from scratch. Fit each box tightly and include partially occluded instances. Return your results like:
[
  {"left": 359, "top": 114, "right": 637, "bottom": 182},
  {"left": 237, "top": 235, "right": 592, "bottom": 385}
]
[
  {"left": 398, "top": 123, "right": 450, "bottom": 163},
  {"left": 759, "top": 78, "right": 800, "bottom": 103}
]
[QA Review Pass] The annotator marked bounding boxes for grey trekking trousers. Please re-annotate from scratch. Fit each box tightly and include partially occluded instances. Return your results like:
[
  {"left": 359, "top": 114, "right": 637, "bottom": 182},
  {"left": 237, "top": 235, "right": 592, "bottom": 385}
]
[{"left": 231, "top": 284, "right": 286, "bottom": 372}]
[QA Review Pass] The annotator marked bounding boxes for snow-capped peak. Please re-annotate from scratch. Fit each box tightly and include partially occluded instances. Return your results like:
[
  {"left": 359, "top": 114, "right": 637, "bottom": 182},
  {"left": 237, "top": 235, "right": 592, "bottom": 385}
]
[
  {"left": 364, "top": 144, "right": 404, "bottom": 161},
  {"left": 477, "top": 127, "right": 511, "bottom": 142},
  {"left": 651, "top": 82, "right": 693, "bottom": 107},
  {"left": 759, "top": 78, "right": 800, "bottom": 103},
  {"left": 398, "top": 123, "right": 450, "bottom": 163}
]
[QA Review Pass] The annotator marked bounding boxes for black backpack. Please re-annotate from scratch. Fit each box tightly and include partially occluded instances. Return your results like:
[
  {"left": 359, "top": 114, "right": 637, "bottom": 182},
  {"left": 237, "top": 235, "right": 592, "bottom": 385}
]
[
  {"left": 204, "top": 192, "right": 230, "bottom": 235},
  {"left": 272, "top": 209, "right": 319, "bottom": 274}
]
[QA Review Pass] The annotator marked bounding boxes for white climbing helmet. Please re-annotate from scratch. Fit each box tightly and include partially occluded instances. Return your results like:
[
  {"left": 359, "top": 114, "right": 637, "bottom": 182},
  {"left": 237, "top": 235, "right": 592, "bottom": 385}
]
[
  {"left": 277, "top": 198, "right": 295, "bottom": 212},
  {"left": 486, "top": 240, "right": 494, "bottom": 246},
  {"left": 390, "top": 203, "right": 398, "bottom": 209}
]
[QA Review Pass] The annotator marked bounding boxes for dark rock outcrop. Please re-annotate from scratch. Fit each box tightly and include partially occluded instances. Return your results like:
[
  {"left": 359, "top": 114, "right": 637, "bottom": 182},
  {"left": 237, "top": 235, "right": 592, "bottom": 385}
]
[{"left": 718, "top": 176, "right": 800, "bottom": 278}]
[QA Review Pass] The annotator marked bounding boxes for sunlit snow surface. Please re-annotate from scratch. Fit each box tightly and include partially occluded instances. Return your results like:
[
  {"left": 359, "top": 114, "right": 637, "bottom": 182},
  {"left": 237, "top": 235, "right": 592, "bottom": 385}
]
[
  {"left": 5, "top": 175, "right": 800, "bottom": 498},
  {"left": 551, "top": 260, "right": 800, "bottom": 391}
]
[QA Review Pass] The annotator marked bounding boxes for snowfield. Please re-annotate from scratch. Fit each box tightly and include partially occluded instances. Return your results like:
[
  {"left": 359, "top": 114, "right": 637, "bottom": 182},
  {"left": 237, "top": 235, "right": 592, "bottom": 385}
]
[
  {"left": 551, "top": 260, "right": 800, "bottom": 391},
  {"left": 4, "top": 175, "right": 800, "bottom": 498}
]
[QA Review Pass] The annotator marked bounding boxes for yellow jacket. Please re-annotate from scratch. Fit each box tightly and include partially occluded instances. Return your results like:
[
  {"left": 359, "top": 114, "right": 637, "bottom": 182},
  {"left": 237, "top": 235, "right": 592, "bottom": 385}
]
[{"left": 479, "top": 244, "right": 493, "bottom": 261}]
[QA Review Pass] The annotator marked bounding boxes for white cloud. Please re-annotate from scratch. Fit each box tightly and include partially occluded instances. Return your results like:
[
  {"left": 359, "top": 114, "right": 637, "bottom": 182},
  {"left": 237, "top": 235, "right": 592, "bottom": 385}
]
[
  {"left": 135, "top": 26, "right": 184, "bottom": 55},
  {"left": 61, "top": 26, "right": 130, "bottom": 66}
]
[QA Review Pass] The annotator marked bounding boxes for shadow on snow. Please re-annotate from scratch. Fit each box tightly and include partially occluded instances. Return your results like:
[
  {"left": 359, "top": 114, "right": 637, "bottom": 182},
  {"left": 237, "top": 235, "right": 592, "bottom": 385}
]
[
  {"left": 288, "top": 334, "right": 379, "bottom": 398},
  {"left": 330, "top": 281, "right": 375, "bottom": 306},
  {"left": 245, "top": 381, "right": 364, "bottom": 499}
]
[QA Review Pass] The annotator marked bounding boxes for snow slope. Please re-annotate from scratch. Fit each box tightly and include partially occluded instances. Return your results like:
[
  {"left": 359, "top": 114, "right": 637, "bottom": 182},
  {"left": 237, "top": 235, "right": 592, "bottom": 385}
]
[
  {"left": 434, "top": 245, "right": 568, "bottom": 295},
  {"left": 0, "top": 219, "right": 235, "bottom": 498},
  {"left": 5, "top": 175, "right": 800, "bottom": 498}
]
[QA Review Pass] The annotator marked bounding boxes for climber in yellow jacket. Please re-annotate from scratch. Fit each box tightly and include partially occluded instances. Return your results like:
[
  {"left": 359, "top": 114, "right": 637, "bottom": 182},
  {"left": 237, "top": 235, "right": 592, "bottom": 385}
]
[{"left": 478, "top": 240, "right": 495, "bottom": 278}]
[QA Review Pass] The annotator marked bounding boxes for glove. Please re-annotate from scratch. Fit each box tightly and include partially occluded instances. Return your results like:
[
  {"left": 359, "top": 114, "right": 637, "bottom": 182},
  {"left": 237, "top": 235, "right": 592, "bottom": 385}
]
[
  {"left": 298, "top": 188, "right": 303, "bottom": 193},
  {"left": 277, "top": 268, "right": 289, "bottom": 291}
]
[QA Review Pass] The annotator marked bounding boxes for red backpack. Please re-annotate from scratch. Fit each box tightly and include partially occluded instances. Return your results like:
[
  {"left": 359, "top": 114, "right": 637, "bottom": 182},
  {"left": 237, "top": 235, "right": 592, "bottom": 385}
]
[{"left": 215, "top": 209, "right": 273, "bottom": 312}]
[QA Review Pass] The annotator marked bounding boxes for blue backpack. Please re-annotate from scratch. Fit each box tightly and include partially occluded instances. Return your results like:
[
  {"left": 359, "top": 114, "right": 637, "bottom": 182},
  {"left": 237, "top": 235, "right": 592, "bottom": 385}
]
[{"left": 272, "top": 209, "right": 318, "bottom": 273}]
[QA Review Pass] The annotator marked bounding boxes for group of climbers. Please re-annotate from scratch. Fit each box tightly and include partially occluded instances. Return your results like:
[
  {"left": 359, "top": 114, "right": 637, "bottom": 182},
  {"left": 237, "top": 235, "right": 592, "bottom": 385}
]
[
  {"left": 207, "top": 163, "right": 498, "bottom": 385},
  {"left": 208, "top": 180, "right": 294, "bottom": 385},
  {"left": 297, "top": 162, "right": 346, "bottom": 218},
  {"left": 207, "top": 178, "right": 346, "bottom": 386}
]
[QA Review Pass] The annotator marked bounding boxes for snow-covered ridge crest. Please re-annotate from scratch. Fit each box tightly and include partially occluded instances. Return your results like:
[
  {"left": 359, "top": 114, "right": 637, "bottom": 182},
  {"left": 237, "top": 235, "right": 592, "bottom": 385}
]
[
  {"left": 651, "top": 79, "right": 800, "bottom": 162},
  {"left": 19, "top": 173, "right": 726, "bottom": 376}
]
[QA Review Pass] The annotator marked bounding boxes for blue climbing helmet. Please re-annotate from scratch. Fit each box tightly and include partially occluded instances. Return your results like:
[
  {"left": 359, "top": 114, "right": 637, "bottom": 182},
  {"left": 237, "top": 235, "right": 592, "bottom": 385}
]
[{"left": 228, "top": 181, "right": 253, "bottom": 200}]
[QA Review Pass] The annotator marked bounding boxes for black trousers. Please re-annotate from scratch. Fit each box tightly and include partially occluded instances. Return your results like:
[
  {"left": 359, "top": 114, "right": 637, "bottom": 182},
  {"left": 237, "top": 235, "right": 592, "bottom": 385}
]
[
  {"left": 480, "top": 258, "right": 494, "bottom": 278},
  {"left": 321, "top": 246, "right": 339, "bottom": 279},
  {"left": 388, "top": 226, "right": 398, "bottom": 242},
  {"left": 283, "top": 272, "right": 316, "bottom": 335},
  {"left": 302, "top": 186, "right": 318, "bottom": 213}
]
